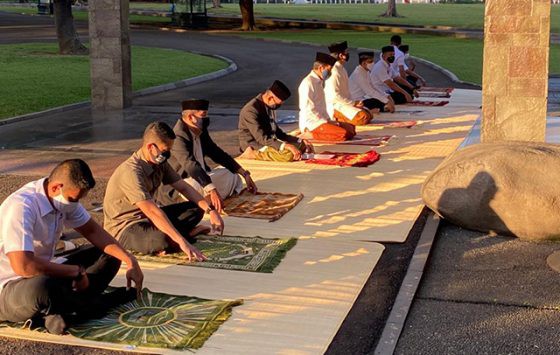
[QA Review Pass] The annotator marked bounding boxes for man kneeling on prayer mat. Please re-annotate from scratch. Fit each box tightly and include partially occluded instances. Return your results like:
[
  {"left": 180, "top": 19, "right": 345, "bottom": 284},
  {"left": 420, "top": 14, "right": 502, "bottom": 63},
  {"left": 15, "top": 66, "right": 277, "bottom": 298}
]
[
  {"left": 298, "top": 52, "right": 356, "bottom": 142},
  {"left": 349, "top": 51, "right": 396, "bottom": 114},
  {"left": 104, "top": 121, "right": 224, "bottom": 261},
  {"left": 0, "top": 159, "right": 144, "bottom": 334},
  {"left": 325, "top": 41, "right": 373, "bottom": 126},
  {"left": 370, "top": 46, "right": 414, "bottom": 105},
  {"left": 161, "top": 99, "right": 258, "bottom": 213},
  {"left": 238, "top": 80, "right": 314, "bottom": 162}
]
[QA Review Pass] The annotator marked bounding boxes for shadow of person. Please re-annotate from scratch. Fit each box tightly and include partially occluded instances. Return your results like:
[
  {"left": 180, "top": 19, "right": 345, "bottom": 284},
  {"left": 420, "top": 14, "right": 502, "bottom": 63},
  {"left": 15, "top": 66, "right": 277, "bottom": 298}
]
[{"left": 435, "top": 171, "right": 512, "bottom": 237}]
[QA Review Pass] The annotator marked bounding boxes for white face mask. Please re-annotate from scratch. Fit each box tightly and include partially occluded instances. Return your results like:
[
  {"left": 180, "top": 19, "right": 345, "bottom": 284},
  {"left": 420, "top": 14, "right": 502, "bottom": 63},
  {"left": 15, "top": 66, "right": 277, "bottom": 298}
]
[
  {"left": 53, "top": 190, "right": 79, "bottom": 214},
  {"left": 366, "top": 63, "right": 373, "bottom": 71}
]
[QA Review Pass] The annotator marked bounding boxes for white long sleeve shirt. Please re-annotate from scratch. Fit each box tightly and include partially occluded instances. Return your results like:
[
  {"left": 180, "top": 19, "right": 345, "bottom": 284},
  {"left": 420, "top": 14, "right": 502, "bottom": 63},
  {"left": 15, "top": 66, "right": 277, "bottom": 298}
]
[
  {"left": 370, "top": 59, "right": 393, "bottom": 96},
  {"left": 324, "top": 61, "right": 356, "bottom": 119},
  {"left": 298, "top": 70, "right": 330, "bottom": 132},
  {"left": 349, "top": 65, "right": 389, "bottom": 104},
  {"left": 391, "top": 45, "right": 406, "bottom": 78}
]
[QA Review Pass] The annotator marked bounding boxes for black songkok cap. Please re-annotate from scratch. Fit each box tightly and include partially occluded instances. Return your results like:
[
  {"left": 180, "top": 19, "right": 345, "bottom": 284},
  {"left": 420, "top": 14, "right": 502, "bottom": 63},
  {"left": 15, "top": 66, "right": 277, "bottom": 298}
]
[
  {"left": 328, "top": 41, "right": 348, "bottom": 54},
  {"left": 382, "top": 46, "right": 395, "bottom": 54},
  {"left": 181, "top": 99, "right": 209, "bottom": 111},
  {"left": 358, "top": 51, "right": 375, "bottom": 59},
  {"left": 269, "top": 80, "right": 291, "bottom": 101},
  {"left": 315, "top": 52, "right": 337, "bottom": 67}
]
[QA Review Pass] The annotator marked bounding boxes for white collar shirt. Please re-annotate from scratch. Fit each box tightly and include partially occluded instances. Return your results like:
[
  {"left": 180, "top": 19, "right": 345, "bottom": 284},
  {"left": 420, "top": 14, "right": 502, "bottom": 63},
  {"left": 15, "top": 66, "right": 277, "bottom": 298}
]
[
  {"left": 370, "top": 59, "right": 393, "bottom": 95},
  {"left": 349, "top": 65, "right": 389, "bottom": 104},
  {"left": 392, "top": 45, "right": 406, "bottom": 77},
  {"left": 298, "top": 70, "right": 330, "bottom": 132},
  {"left": 0, "top": 178, "right": 90, "bottom": 291},
  {"left": 324, "top": 61, "right": 355, "bottom": 118}
]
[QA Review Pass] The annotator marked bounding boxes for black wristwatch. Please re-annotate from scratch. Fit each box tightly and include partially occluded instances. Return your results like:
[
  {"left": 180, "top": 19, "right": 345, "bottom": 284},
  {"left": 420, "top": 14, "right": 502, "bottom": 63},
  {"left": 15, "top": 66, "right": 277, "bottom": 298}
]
[
  {"left": 205, "top": 205, "right": 216, "bottom": 214},
  {"left": 74, "top": 265, "right": 86, "bottom": 281}
]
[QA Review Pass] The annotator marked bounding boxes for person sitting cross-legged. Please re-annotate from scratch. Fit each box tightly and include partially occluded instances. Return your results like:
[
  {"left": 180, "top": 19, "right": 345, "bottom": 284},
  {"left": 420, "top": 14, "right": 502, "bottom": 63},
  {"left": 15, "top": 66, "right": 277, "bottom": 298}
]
[
  {"left": 324, "top": 40, "right": 373, "bottom": 126},
  {"left": 370, "top": 46, "right": 414, "bottom": 105},
  {"left": 158, "top": 99, "right": 258, "bottom": 214},
  {"left": 238, "top": 80, "right": 314, "bottom": 162},
  {"left": 298, "top": 52, "right": 356, "bottom": 142},
  {"left": 0, "top": 159, "right": 144, "bottom": 334},
  {"left": 104, "top": 121, "right": 224, "bottom": 261},
  {"left": 349, "top": 51, "right": 396, "bottom": 114}
]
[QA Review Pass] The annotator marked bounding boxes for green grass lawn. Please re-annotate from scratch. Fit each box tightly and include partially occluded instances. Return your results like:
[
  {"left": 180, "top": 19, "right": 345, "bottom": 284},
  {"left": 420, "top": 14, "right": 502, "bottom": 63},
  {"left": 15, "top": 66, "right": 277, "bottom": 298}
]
[
  {"left": 0, "top": 6, "right": 171, "bottom": 24},
  {"left": 231, "top": 29, "right": 560, "bottom": 85},
  {"left": 207, "top": 3, "right": 560, "bottom": 32},
  {"left": 0, "top": 43, "right": 227, "bottom": 119}
]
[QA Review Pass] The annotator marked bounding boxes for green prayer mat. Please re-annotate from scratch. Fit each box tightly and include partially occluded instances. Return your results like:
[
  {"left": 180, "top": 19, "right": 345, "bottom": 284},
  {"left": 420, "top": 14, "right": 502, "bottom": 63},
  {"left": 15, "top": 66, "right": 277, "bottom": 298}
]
[
  {"left": 135, "top": 235, "right": 297, "bottom": 273},
  {"left": 0, "top": 288, "right": 242, "bottom": 350}
]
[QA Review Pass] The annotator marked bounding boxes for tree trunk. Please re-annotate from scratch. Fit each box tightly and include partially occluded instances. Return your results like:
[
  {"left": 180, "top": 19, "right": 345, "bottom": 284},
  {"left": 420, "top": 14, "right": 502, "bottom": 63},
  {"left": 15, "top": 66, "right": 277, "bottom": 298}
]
[
  {"left": 380, "top": 0, "right": 399, "bottom": 17},
  {"left": 53, "top": 0, "right": 88, "bottom": 55},
  {"left": 239, "top": 0, "right": 256, "bottom": 31},
  {"left": 212, "top": 0, "right": 222, "bottom": 8}
]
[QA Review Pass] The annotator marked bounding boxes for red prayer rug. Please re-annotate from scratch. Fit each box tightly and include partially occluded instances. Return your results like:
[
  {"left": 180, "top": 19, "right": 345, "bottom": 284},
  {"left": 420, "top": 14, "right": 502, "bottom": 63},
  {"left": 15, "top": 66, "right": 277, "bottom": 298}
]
[
  {"left": 418, "top": 92, "right": 451, "bottom": 98},
  {"left": 418, "top": 87, "right": 454, "bottom": 93},
  {"left": 407, "top": 100, "right": 449, "bottom": 107},
  {"left": 369, "top": 120, "right": 417, "bottom": 128},
  {"left": 305, "top": 150, "right": 381, "bottom": 167},
  {"left": 310, "top": 134, "right": 393, "bottom": 146}
]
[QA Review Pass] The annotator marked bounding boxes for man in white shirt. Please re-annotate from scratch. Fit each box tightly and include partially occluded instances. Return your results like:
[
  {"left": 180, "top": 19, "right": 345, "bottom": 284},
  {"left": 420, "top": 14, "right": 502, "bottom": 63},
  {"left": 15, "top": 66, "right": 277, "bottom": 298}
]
[
  {"left": 324, "top": 41, "right": 373, "bottom": 126},
  {"left": 370, "top": 46, "right": 414, "bottom": 105},
  {"left": 399, "top": 45, "right": 427, "bottom": 88},
  {"left": 349, "top": 51, "right": 396, "bottom": 113},
  {"left": 298, "top": 52, "right": 356, "bottom": 142},
  {"left": 0, "top": 159, "right": 144, "bottom": 333},
  {"left": 390, "top": 35, "right": 419, "bottom": 97}
]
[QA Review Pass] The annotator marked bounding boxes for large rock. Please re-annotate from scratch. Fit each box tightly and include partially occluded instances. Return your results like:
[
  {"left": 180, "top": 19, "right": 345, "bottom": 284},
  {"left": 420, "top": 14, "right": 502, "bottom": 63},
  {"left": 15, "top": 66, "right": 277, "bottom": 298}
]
[{"left": 422, "top": 142, "right": 560, "bottom": 240}]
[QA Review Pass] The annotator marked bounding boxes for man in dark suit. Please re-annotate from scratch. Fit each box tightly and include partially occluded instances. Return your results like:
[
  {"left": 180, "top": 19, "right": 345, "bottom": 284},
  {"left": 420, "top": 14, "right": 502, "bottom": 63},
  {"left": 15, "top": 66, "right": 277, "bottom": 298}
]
[
  {"left": 238, "top": 80, "right": 314, "bottom": 162},
  {"left": 163, "top": 99, "right": 257, "bottom": 213}
]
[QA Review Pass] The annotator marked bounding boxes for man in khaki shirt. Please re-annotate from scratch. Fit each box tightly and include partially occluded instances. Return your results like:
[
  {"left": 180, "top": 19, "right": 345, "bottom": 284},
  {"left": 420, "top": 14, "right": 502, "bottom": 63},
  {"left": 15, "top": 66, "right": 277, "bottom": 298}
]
[{"left": 104, "top": 121, "right": 224, "bottom": 261}]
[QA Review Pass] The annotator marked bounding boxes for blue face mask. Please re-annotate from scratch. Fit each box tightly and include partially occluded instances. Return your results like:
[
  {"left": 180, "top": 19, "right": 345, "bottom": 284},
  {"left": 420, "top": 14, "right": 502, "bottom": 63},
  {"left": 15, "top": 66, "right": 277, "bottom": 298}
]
[{"left": 321, "top": 69, "right": 331, "bottom": 81}]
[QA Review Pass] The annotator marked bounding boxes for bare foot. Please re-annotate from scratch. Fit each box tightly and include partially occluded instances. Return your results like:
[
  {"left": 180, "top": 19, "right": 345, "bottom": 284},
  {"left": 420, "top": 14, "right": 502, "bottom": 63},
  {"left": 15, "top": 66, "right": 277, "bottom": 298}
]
[
  {"left": 156, "top": 250, "right": 167, "bottom": 257},
  {"left": 189, "top": 225, "right": 212, "bottom": 237}
]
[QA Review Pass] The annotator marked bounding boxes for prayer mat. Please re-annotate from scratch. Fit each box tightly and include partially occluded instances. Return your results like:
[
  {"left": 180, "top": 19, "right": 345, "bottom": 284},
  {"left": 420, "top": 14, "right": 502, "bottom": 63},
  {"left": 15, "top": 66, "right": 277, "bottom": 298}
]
[
  {"left": 418, "top": 86, "right": 454, "bottom": 93},
  {"left": 311, "top": 134, "right": 393, "bottom": 146},
  {"left": 407, "top": 100, "right": 449, "bottom": 107},
  {"left": 305, "top": 150, "right": 381, "bottom": 167},
  {"left": 0, "top": 288, "right": 242, "bottom": 350},
  {"left": 369, "top": 120, "right": 418, "bottom": 128},
  {"left": 135, "top": 235, "right": 297, "bottom": 273},
  {"left": 418, "top": 92, "right": 451, "bottom": 98},
  {"left": 223, "top": 190, "right": 304, "bottom": 222}
]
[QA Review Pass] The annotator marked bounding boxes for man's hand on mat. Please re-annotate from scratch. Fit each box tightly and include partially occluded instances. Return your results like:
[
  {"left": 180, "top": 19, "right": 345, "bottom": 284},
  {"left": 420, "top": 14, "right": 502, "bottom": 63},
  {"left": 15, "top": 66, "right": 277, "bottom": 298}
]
[
  {"left": 72, "top": 272, "right": 89, "bottom": 292},
  {"left": 208, "top": 189, "right": 224, "bottom": 213},
  {"left": 285, "top": 143, "right": 302, "bottom": 161},
  {"left": 244, "top": 175, "right": 258, "bottom": 194},
  {"left": 209, "top": 210, "right": 224, "bottom": 236},
  {"left": 180, "top": 242, "right": 207, "bottom": 262},
  {"left": 354, "top": 101, "right": 364, "bottom": 108},
  {"left": 413, "top": 89, "right": 420, "bottom": 98},
  {"left": 303, "top": 140, "right": 315, "bottom": 154},
  {"left": 126, "top": 260, "right": 144, "bottom": 300},
  {"left": 404, "top": 92, "right": 414, "bottom": 103}
]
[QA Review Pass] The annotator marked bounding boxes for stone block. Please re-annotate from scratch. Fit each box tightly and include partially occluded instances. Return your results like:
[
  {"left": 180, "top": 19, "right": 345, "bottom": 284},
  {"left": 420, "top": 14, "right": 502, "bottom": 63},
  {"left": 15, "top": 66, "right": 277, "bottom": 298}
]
[
  {"left": 508, "top": 47, "right": 547, "bottom": 78},
  {"left": 482, "top": 45, "right": 509, "bottom": 96},
  {"left": 488, "top": 16, "right": 518, "bottom": 34},
  {"left": 494, "top": 96, "right": 546, "bottom": 140},
  {"left": 511, "top": 33, "right": 541, "bottom": 47},
  {"left": 422, "top": 142, "right": 560, "bottom": 240},
  {"left": 515, "top": 16, "right": 541, "bottom": 33},
  {"left": 485, "top": 33, "right": 512, "bottom": 46},
  {"left": 486, "top": 0, "right": 530, "bottom": 17},
  {"left": 507, "top": 77, "right": 547, "bottom": 97},
  {"left": 532, "top": 1, "right": 551, "bottom": 17}
]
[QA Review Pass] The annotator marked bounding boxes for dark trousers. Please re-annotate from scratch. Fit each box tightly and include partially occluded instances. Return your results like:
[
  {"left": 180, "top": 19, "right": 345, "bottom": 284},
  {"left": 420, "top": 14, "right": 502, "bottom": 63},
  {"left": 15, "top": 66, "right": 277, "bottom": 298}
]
[
  {"left": 0, "top": 247, "right": 120, "bottom": 323},
  {"left": 362, "top": 98, "right": 387, "bottom": 112},
  {"left": 119, "top": 202, "right": 204, "bottom": 255},
  {"left": 397, "top": 82, "right": 415, "bottom": 96},
  {"left": 406, "top": 75, "right": 418, "bottom": 87},
  {"left": 390, "top": 91, "right": 408, "bottom": 105}
]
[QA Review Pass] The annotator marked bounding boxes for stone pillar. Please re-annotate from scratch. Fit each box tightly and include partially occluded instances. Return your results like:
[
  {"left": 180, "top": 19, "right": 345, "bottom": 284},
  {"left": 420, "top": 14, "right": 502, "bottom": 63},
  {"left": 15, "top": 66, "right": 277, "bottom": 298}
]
[
  {"left": 89, "top": 0, "right": 132, "bottom": 110},
  {"left": 481, "top": 0, "right": 551, "bottom": 142}
]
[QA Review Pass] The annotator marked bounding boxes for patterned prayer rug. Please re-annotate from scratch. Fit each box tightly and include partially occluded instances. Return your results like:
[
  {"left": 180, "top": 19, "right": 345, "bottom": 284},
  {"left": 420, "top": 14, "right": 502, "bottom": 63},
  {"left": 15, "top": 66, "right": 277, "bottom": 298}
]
[
  {"left": 418, "top": 92, "right": 451, "bottom": 98},
  {"left": 418, "top": 86, "right": 454, "bottom": 93},
  {"left": 135, "top": 235, "right": 297, "bottom": 273},
  {"left": 0, "top": 288, "right": 242, "bottom": 350},
  {"left": 223, "top": 190, "right": 304, "bottom": 222},
  {"left": 311, "top": 134, "right": 393, "bottom": 146},
  {"left": 305, "top": 150, "right": 381, "bottom": 167},
  {"left": 69, "top": 289, "right": 242, "bottom": 350},
  {"left": 407, "top": 100, "right": 450, "bottom": 107},
  {"left": 369, "top": 120, "right": 417, "bottom": 128}
]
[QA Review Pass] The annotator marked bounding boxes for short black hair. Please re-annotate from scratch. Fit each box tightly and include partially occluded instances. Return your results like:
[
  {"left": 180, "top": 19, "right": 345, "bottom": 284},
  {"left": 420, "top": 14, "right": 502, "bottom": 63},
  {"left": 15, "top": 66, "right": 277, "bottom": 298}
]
[
  {"left": 359, "top": 52, "right": 374, "bottom": 65},
  {"left": 399, "top": 44, "right": 409, "bottom": 53},
  {"left": 143, "top": 121, "right": 176, "bottom": 143},
  {"left": 49, "top": 159, "right": 96, "bottom": 190},
  {"left": 390, "top": 35, "right": 402, "bottom": 45}
]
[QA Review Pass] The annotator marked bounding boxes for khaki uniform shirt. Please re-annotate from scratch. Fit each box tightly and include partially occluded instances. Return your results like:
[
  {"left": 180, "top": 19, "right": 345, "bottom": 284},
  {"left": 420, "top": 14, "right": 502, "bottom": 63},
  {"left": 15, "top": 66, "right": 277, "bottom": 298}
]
[{"left": 103, "top": 149, "right": 181, "bottom": 239}]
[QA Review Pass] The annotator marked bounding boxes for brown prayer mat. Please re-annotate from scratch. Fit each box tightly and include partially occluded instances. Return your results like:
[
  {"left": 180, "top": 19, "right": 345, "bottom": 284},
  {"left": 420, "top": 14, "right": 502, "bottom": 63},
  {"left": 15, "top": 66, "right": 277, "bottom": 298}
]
[{"left": 223, "top": 190, "right": 304, "bottom": 222}]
